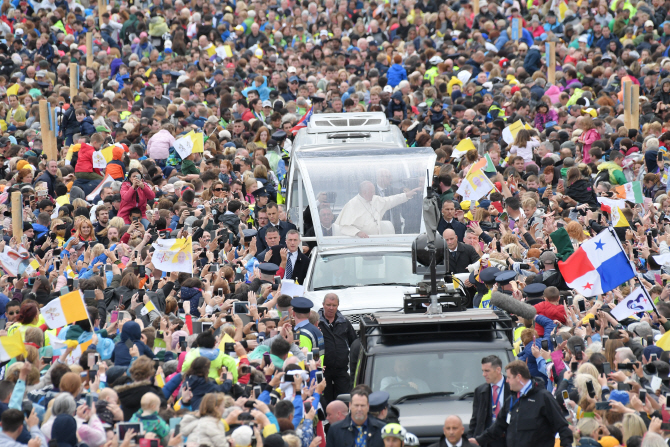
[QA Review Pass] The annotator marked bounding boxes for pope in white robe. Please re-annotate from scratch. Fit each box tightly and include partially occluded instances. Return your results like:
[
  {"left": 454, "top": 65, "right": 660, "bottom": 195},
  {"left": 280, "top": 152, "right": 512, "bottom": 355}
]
[{"left": 335, "top": 181, "right": 420, "bottom": 237}]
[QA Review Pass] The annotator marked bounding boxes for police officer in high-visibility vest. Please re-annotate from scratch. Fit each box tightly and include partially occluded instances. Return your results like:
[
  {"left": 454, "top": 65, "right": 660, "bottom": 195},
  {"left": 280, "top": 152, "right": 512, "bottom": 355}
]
[
  {"left": 291, "top": 297, "right": 325, "bottom": 357},
  {"left": 475, "top": 267, "right": 501, "bottom": 309}
]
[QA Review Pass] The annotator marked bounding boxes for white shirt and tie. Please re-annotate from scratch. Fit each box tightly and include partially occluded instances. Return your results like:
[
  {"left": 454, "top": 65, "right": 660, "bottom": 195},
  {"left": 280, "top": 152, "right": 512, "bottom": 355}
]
[{"left": 284, "top": 250, "right": 298, "bottom": 280}]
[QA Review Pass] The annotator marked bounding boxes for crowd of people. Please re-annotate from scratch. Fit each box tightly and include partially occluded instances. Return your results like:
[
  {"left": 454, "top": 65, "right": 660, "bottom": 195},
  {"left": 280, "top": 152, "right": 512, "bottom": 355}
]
[{"left": 5, "top": 0, "right": 670, "bottom": 445}]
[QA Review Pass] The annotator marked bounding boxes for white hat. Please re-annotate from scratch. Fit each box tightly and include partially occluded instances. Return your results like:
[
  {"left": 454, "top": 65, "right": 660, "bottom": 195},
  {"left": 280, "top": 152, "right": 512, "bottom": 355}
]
[
  {"left": 383, "top": 85, "right": 393, "bottom": 93},
  {"left": 219, "top": 130, "right": 231, "bottom": 140},
  {"left": 578, "top": 35, "right": 588, "bottom": 43},
  {"left": 429, "top": 55, "right": 444, "bottom": 64},
  {"left": 248, "top": 10, "right": 256, "bottom": 17},
  {"left": 287, "top": 66, "right": 297, "bottom": 73},
  {"left": 645, "top": 20, "right": 655, "bottom": 27}
]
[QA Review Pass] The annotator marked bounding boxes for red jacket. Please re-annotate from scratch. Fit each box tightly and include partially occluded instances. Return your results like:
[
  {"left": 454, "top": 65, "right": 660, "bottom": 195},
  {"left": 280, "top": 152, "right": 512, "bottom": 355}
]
[
  {"left": 74, "top": 143, "right": 102, "bottom": 177},
  {"left": 118, "top": 180, "right": 156, "bottom": 224},
  {"left": 534, "top": 301, "right": 567, "bottom": 336}
]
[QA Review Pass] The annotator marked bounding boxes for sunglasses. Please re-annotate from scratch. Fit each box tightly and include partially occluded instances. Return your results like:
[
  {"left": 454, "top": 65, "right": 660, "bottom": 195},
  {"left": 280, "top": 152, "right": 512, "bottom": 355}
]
[
  {"left": 7, "top": 311, "right": 18, "bottom": 315},
  {"left": 214, "top": 188, "right": 224, "bottom": 192}
]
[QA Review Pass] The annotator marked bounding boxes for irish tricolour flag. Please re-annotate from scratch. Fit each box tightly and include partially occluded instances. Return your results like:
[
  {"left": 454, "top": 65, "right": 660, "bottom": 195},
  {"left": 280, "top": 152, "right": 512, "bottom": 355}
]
[
  {"left": 558, "top": 228, "right": 635, "bottom": 297},
  {"left": 615, "top": 181, "right": 644, "bottom": 204}
]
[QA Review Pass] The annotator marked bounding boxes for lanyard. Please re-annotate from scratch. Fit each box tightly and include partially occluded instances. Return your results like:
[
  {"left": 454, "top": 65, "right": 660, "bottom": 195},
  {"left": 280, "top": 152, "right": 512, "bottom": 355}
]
[
  {"left": 491, "top": 377, "right": 505, "bottom": 413},
  {"left": 509, "top": 395, "right": 520, "bottom": 412}
]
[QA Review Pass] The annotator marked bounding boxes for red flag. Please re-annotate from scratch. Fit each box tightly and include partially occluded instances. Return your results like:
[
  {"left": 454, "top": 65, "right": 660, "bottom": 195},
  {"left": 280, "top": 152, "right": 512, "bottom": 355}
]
[{"left": 185, "top": 314, "right": 193, "bottom": 335}]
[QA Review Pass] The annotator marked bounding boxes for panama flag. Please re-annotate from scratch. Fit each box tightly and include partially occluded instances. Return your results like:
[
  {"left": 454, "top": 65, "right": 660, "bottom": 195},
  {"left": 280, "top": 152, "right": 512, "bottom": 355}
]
[
  {"left": 558, "top": 228, "right": 635, "bottom": 297},
  {"left": 290, "top": 106, "right": 313, "bottom": 135}
]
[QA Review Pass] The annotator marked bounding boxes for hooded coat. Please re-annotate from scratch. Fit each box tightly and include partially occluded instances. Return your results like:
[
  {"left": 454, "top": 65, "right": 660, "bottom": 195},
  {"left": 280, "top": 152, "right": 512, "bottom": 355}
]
[
  {"left": 181, "top": 287, "right": 203, "bottom": 317},
  {"left": 651, "top": 78, "right": 670, "bottom": 112},
  {"left": 106, "top": 146, "right": 126, "bottom": 180},
  {"left": 386, "top": 91, "right": 407, "bottom": 119},
  {"left": 386, "top": 63, "right": 408, "bottom": 87},
  {"left": 51, "top": 415, "right": 78, "bottom": 447},
  {"left": 110, "top": 321, "right": 155, "bottom": 366}
]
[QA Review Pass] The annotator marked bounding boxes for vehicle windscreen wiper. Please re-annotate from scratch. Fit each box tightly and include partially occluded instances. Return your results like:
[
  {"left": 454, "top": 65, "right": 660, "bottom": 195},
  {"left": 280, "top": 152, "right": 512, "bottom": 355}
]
[
  {"left": 394, "top": 392, "right": 454, "bottom": 405},
  {"left": 364, "top": 283, "right": 414, "bottom": 287},
  {"left": 312, "top": 285, "right": 353, "bottom": 291}
]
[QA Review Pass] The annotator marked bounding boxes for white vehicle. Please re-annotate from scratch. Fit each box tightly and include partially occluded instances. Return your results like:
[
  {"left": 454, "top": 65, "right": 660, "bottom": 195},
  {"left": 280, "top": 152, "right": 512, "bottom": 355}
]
[
  {"left": 304, "top": 245, "right": 423, "bottom": 327},
  {"left": 294, "top": 145, "right": 436, "bottom": 321},
  {"left": 287, "top": 112, "right": 406, "bottom": 229}
]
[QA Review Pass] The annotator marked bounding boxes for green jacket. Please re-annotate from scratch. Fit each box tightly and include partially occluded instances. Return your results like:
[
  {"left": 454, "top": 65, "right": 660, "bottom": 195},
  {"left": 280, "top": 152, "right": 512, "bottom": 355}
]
[
  {"left": 181, "top": 347, "right": 238, "bottom": 382},
  {"left": 597, "top": 161, "right": 626, "bottom": 186},
  {"left": 181, "top": 159, "right": 200, "bottom": 176}
]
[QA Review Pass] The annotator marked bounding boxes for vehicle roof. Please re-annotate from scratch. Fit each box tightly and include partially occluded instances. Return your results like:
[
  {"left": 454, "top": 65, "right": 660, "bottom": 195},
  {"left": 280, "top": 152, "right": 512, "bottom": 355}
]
[
  {"left": 305, "top": 112, "right": 391, "bottom": 132},
  {"left": 315, "top": 244, "right": 412, "bottom": 254},
  {"left": 295, "top": 146, "right": 434, "bottom": 159},
  {"left": 293, "top": 141, "right": 404, "bottom": 152},
  {"left": 366, "top": 338, "right": 514, "bottom": 356}
]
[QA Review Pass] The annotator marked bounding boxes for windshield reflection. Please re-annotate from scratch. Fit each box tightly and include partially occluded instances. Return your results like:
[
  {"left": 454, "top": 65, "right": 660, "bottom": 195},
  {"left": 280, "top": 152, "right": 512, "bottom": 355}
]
[
  {"left": 310, "top": 252, "right": 423, "bottom": 290},
  {"left": 299, "top": 151, "right": 433, "bottom": 240},
  {"left": 372, "top": 351, "right": 509, "bottom": 401}
]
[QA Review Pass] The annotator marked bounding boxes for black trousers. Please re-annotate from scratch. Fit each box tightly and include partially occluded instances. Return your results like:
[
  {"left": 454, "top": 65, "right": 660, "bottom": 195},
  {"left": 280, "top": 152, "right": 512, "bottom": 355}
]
[{"left": 323, "top": 368, "right": 351, "bottom": 406}]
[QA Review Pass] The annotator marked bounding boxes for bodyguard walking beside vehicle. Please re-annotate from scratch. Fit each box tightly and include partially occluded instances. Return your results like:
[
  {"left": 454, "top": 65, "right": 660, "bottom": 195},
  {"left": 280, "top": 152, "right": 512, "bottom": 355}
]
[{"left": 318, "top": 293, "right": 357, "bottom": 405}]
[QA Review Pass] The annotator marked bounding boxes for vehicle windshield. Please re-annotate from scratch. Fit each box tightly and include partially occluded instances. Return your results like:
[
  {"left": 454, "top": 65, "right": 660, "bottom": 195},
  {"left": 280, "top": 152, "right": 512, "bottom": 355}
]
[
  {"left": 309, "top": 252, "right": 423, "bottom": 290},
  {"left": 297, "top": 148, "right": 435, "bottom": 243},
  {"left": 371, "top": 350, "right": 509, "bottom": 402}
]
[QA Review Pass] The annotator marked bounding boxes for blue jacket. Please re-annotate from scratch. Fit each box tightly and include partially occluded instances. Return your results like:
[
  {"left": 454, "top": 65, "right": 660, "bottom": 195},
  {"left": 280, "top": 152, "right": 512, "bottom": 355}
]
[
  {"left": 80, "top": 116, "right": 96, "bottom": 136},
  {"left": 386, "top": 91, "right": 407, "bottom": 119},
  {"left": 596, "top": 35, "right": 621, "bottom": 54},
  {"left": 386, "top": 63, "right": 408, "bottom": 88},
  {"left": 110, "top": 321, "right": 155, "bottom": 366},
  {"left": 523, "top": 47, "right": 543, "bottom": 75},
  {"left": 242, "top": 76, "right": 271, "bottom": 101},
  {"left": 516, "top": 315, "right": 555, "bottom": 383}
]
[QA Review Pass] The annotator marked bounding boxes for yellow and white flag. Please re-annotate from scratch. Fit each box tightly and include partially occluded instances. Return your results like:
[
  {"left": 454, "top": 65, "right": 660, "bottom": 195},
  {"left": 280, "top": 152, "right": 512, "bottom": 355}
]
[
  {"left": 0, "top": 331, "right": 27, "bottom": 361},
  {"left": 151, "top": 236, "right": 193, "bottom": 274},
  {"left": 67, "top": 339, "right": 93, "bottom": 365},
  {"left": 612, "top": 206, "right": 630, "bottom": 228},
  {"left": 140, "top": 299, "right": 157, "bottom": 316},
  {"left": 452, "top": 138, "right": 476, "bottom": 159},
  {"left": 186, "top": 130, "right": 204, "bottom": 153},
  {"left": 456, "top": 158, "right": 495, "bottom": 202},
  {"left": 42, "top": 291, "right": 89, "bottom": 329}
]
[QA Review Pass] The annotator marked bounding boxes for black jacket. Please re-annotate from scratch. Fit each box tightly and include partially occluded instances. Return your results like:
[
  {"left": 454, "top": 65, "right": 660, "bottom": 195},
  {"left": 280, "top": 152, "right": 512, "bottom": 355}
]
[
  {"left": 256, "top": 220, "right": 297, "bottom": 253},
  {"left": 468, "top": 378, "right": 512, "bottom": 447},
  {"left": 114, "top": 379, "right": 168, "bottom": 421},
  {"left": 287, "top": 250, "right": 309, "bottom": 285},
  {"left": 429, "top": 435, "right": 477, "bottom": 447},
  {"left": 565, "top": 178, "right": 598, "bottom": 209},
  {"left": 475, "top": 379, "right": 572, "bottom": 447},
  {"left": 326, "top": 415, "right": 385, "bottom": 447},
  {"left": 318, "top": 309, "right": 356, "bottom": 371},
  {"left": 445, "top": 242, "right": 480, "bottom": 275},
  {"left": 437, "top": 218, "right": 467, "bottom": 242}
]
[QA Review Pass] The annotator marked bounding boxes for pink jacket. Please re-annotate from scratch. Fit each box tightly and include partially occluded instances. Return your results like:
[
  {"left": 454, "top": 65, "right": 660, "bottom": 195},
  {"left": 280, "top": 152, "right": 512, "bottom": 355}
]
[
  {"left": 147, "top": 129, "right": 176, "bottom": 160},
  {"left": 579, "top": 129, "right": 601, "bottom": 164},
  {"left": 118, "top": 181, "right": 156, "bottom": 223}
]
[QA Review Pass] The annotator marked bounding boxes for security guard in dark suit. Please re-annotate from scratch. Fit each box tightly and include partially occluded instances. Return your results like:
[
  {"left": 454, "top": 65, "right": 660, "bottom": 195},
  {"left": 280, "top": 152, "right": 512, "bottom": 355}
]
[{"left": 468, "top": 355, "right": 511, "bottom": 447}]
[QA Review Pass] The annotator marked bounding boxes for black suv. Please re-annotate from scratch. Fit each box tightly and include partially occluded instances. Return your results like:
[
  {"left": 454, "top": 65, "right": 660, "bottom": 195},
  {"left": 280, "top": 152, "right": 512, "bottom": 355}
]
[{"left": 352, "top": 309, "right": 516, "bottom": 445}]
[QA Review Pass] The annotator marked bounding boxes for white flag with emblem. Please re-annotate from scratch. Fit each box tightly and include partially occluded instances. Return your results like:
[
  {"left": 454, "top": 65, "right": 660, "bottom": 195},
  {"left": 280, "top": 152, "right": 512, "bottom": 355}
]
[{"left": 610, "top": 286, "right": 654, "bottom": 321}]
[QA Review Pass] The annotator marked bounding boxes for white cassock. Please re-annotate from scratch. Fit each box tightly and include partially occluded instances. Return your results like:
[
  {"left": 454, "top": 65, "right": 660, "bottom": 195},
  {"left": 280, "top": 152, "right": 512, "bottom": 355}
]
[{"left": 335, "top": 193, "right": 409, "bottom": 237}]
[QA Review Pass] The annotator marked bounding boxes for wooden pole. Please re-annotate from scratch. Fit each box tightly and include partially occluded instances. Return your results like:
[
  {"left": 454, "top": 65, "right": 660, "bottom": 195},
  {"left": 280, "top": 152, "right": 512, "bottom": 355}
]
[
  {"left": 69, "top": 63, "right": 78, "bottom": 98},
  {"left": 631, "top": 83, "right": 640, "bottom": 131},
  {"left": 39, "top": 100, "right": 50, "bottom": 159},
  {"left": 98, "top": 0, "right": 105, "bottom": 27},
  {"left": 623, "top": 79, "right": 632, "bottom": 129},
  {"left": 547, "top": 41, "right": 556, "bottom": 86},
  {"left": 473, "top": 0, "right": 479, "bottom": 16},
  {"left": 11, "top": 191, "right": 22, "bottom": 244},
  {"left": 86, "top": 33, "right": 93, "bottom": 67}
]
